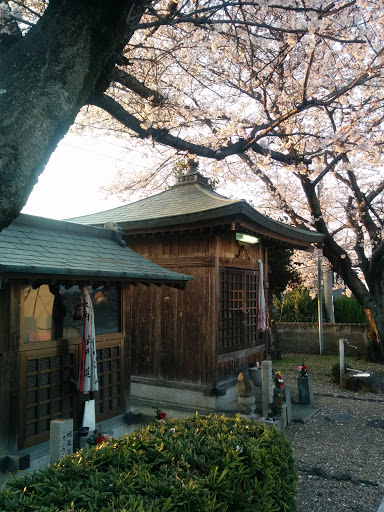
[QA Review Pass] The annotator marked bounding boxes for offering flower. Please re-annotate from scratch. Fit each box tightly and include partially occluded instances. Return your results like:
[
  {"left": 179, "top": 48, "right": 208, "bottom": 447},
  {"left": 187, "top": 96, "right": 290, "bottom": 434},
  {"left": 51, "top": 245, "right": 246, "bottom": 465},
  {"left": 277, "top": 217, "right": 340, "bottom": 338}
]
[
  {"left": 154, "top": 408, "right": 167, "bottom": 421},
  {"left": 273, "top": 370, "right": 285, "bottom": 389},
  {"left": 297, "top": 364, "right": 308, "bottom": 378}
]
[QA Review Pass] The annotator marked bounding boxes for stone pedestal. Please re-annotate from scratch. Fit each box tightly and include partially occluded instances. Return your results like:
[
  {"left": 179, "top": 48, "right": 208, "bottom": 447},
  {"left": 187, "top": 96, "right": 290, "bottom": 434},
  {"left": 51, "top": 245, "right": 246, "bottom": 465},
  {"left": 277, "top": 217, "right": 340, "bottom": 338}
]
[
  {"left": 50, "top": 419, "right": 74, "bottom": 465},
  {"left": 297, "top": 376, "right": 314, "bottom": 406},
  {"left": 259, "top": 417, "right": 285, "bottom": 433}
]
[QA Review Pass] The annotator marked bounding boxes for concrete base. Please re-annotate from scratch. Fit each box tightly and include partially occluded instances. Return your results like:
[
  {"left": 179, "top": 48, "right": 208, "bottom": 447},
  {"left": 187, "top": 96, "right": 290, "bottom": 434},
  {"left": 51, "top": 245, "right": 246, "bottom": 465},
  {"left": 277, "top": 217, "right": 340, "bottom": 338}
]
[
  {"left": 131, "top": 376, "right": 239, "bottom": 412},
  {"left": 257, "top": 417, "right": 285, "bottom": 433},
  {"left": 0, "top": 454, "right": 30, "bottom": 473}
]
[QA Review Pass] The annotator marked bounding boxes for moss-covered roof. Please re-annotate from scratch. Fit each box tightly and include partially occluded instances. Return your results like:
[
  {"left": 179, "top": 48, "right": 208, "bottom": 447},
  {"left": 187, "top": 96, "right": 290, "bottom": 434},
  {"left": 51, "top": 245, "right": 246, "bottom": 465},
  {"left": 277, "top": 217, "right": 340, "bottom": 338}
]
[
  {"left": 68, "top": 172, "right": 324, "bottom": 247},
  {"left": 0, "top": 214, "right": 193, "bottom": 286}
]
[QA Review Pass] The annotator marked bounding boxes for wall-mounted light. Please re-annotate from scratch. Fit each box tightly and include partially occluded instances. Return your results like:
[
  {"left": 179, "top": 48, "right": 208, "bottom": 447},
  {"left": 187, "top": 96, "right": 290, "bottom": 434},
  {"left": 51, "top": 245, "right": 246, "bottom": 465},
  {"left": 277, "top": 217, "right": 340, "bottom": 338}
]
[{"left": 236, "top": 233, "right": 260, "bottom": 244}]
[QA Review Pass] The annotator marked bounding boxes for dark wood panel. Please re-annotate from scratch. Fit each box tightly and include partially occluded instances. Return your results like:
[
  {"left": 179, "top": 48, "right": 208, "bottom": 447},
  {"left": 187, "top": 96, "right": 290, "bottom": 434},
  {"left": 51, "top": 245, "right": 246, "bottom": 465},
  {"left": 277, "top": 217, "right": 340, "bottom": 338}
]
[
  {"left": 94, "top": 339, "right": 125, "bottom": 422},
  {"left": 218, "top": 348, "right": 264, "bottom": 382},
  {"left": 128, "top": 266, "right": 218, "bottom": 387}
]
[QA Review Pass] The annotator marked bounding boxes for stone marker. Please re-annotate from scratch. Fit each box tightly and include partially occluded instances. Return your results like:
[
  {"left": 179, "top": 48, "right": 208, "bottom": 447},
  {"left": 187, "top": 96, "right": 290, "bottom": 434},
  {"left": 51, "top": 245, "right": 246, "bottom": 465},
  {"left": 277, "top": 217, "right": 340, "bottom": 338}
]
[
  {"left": 50, "top": 419, "right": 74, "bottom": 465},
  {"left": 283, "top": 387, "right": 292, "bottom": 425},
  {"left": 249, "top": 366, "right": 262, "bottom": 413},
  {"left": 248, "top": 365, "right": 262, "bottom": 387},
  {"left": 297, "top": 376, "right": 314, "bottom": 406},
  {"left": 261, "top": 360, "right": 273, "bottom": 417}
]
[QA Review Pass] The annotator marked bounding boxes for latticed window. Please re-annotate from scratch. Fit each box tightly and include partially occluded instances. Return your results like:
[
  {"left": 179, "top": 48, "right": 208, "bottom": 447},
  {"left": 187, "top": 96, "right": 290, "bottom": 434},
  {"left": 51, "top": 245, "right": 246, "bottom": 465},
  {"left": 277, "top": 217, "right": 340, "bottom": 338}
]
[
  {"left": 23, "top": 352, "right": 75, "bottom": 445},
  {"left": 219, "top": 268, "right": 263, "bottom": 353}
]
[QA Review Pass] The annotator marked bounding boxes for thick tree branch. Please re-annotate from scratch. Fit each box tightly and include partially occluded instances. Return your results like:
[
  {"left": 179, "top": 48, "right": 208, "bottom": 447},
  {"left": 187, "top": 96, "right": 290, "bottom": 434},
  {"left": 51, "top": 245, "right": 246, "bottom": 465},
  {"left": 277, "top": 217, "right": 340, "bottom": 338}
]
[
  {"left": 344, "top": 196, "right": 370, "bottom": 277},
  {"left": 239, "top": 153, "right": 309, "bottom": 229},
  {"left": 312, "top": 153, "right": 345, "bottom": 187},
  {"left": 366, "top": 181, "right": 384, "bottom": 203},
  {"left": 112, "top": 67, "right": 166, "bottom": 105},
  {"left": 90, "top": 92, "right": 312, "bottom": 164},
  {"left": 346, "top": 167, "right": 380, "bottom": 244},
  {"left": 137, "top": 13, "right": 365, "bottom": 43}
]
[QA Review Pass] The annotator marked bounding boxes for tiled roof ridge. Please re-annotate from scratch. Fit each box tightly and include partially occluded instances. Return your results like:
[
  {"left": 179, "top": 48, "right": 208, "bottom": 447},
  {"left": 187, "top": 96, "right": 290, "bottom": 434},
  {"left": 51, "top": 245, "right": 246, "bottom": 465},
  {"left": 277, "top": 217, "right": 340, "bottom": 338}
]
[
  {"left": 195, "top": 183, "right": 241, "bottom": 204},
  {"left": 15, "top": 213, "right": 120, "bottom": 245}
]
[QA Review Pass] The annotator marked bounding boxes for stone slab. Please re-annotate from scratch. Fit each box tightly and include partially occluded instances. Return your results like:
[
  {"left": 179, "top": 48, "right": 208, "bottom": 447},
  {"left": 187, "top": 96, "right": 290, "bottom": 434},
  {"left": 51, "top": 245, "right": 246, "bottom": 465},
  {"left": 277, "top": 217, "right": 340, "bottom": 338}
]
[
  {"left": 377, "top": 496, "right": 384, "bottom": 512},
  {"left": 291, "top": 404, "right": 319, "bottom": 423},
  {"left": 325, "top": 413, "right": 353, "bottom": 423},
  {"left": 345, "top": 372, "right": 384, "bottom": 394},
  {"left": 366, "top": 419, "right": 384, "bottom": 429}
]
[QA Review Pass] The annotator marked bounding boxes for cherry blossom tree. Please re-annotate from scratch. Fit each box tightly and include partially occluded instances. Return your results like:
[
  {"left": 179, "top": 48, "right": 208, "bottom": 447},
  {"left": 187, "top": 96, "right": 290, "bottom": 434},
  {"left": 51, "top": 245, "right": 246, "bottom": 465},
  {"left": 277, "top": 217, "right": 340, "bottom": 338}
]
[{"left": 1, "top": 0, "right": 384, "bottom": 355}]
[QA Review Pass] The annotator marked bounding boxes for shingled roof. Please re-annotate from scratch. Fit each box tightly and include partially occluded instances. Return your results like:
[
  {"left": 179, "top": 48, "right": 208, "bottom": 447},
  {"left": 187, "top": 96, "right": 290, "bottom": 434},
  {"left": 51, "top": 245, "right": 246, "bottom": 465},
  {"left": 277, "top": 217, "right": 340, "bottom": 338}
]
[
  {"left": 0, "top": 214, "right": 193, "bottom": 287},
  {"left": 68, "top": 165, "right": 324, "bottom": 248}
]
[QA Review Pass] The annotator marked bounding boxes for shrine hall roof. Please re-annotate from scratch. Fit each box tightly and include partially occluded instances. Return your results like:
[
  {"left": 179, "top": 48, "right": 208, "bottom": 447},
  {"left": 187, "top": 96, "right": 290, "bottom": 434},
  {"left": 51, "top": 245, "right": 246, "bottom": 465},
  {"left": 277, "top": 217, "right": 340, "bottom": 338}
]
[
  {"left": 0, "top": 214, "right": 192, "bottom": 287},
  {"left": 68, "top": 172, "right": 324, "bottom": 247}
]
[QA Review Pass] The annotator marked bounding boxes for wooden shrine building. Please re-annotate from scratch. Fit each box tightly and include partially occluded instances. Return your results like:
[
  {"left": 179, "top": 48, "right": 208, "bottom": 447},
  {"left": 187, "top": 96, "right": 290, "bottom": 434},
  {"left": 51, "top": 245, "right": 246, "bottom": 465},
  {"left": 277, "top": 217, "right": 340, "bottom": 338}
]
[
  {"left": 0, "top": 214, "right": 191, "bottom": 461},
  {"left": 70, "top": 162, "right": 323, "bottom": 410}
]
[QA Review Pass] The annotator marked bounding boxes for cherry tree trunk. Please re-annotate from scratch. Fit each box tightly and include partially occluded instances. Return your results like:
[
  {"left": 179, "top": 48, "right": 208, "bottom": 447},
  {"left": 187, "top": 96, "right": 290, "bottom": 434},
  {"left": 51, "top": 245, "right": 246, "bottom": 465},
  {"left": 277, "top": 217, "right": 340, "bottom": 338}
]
[{"left": 0, "top": 0, "right": 149, "bottom": 230}]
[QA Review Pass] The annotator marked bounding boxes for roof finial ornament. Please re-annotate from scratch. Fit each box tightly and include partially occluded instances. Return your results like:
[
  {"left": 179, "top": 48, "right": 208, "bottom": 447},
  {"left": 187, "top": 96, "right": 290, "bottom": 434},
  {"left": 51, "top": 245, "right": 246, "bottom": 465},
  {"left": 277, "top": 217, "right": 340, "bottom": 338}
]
[
  {"left": 186, "top": 158, "right": 199, "bottom": 175},
  {"left": 174, "top": 157, "right": 209, "bottom": 187}
]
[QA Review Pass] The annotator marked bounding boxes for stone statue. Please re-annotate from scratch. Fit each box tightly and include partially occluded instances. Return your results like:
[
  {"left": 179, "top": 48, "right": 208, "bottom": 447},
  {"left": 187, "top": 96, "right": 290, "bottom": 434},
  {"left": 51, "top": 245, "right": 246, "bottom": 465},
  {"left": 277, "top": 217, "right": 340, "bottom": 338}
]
[{"left": 236, "top": 372, "right": 256, "bottom": 415}]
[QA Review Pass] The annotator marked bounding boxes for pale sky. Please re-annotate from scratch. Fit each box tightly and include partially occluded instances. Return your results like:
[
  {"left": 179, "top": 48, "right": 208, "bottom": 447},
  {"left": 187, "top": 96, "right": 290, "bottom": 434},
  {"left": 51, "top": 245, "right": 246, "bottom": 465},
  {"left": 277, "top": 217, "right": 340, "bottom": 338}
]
[{"left": 22, "top": 134, "right": 132, "bottom": 220}]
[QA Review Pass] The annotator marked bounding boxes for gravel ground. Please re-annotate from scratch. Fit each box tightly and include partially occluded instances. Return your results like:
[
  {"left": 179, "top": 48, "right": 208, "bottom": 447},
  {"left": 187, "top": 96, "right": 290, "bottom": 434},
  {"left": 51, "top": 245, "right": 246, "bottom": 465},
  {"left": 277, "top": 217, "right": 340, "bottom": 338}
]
[{"left": 283, "top": 372, "right": 384, "bottom": 512}]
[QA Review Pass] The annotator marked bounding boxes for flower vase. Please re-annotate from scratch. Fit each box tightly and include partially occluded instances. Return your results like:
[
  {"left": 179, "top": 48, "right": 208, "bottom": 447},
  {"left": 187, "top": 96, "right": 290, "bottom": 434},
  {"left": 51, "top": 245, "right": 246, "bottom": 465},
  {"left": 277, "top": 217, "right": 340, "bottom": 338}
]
[{"left": 297, "top": 376, "right": 314, "bottom": 406}]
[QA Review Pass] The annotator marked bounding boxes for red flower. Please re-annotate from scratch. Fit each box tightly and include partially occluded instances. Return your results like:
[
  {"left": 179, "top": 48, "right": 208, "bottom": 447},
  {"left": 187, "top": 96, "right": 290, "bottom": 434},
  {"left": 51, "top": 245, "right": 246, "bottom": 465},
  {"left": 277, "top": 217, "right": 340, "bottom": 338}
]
[
  {"left": 159, "top": 412, "right": 166, "bottom": 419},
  {"left": 302, "top": 365, "right": 307, "bottom": 370}
]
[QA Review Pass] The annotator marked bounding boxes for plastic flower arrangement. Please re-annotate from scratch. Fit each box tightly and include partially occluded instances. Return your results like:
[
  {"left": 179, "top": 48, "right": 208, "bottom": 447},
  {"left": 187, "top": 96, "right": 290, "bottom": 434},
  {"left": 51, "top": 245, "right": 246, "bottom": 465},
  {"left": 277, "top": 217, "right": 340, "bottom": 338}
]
[
  {"left": 86, "top": 424, "right": 111, "bottom": 446},
  {"left": 270, "top": 370, "right": 284, "bottom": 417},
  {"left": 273, "top": 370, "right": 285, "bottom": 389},
  {"left": 154, "top": 408, "right": 167, "bottom": 421},
  {"left": 297, "top": 363, "right": 309, "bottom": 378}
]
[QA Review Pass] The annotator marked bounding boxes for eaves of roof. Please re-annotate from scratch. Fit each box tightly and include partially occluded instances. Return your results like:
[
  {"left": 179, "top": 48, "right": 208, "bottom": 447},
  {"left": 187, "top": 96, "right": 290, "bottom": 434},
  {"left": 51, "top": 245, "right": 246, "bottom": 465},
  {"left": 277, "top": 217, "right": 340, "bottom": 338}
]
[{"left": 116, "top": 202, "right": 323, "bottom": 245}]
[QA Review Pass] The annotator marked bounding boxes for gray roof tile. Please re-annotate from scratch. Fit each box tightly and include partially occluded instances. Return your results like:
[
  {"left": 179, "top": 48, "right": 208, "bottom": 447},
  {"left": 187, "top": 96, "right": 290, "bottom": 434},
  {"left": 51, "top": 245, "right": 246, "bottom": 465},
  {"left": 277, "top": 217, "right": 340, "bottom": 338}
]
[
  {"left": 0, "top": 214, "right": 192, "bottom": 285},
  {"left": 68, "top": 180, "right": 324, "bottom": 246}
]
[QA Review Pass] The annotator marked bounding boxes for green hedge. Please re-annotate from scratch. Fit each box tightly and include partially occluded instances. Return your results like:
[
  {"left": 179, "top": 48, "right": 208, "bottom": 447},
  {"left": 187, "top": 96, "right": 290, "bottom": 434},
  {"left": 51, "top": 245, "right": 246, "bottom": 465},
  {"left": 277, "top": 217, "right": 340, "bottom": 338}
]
[
  {"left": 0, "top": 415, "right": 297, "bottom": 512},
  {"left": 334, "top": 295, "right": 368, "bottom": 323}
]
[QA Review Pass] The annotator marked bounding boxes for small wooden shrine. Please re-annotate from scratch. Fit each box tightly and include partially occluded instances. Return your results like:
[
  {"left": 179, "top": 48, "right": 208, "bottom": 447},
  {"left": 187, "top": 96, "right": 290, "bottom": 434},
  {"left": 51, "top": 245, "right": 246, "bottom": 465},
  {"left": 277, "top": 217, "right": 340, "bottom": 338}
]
[
  {"left": 0, "top": 214, "right": 191, "bottom": 460},
  {"left": 71, "top": 162, "right": 323, "bottom": 410}
]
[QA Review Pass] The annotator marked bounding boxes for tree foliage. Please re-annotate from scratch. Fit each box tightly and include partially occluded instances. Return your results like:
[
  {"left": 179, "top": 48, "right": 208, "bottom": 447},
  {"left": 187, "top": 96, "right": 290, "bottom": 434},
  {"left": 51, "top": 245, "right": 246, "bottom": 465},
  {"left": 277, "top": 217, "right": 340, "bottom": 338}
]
[
  {"left": 1, "top": 0, "right": 384, "bottom": 355},
  {"left": 268, "top": 249, "right": 301, "bottom": 296},
  {"left": 334, "top": 294, "right": 368, "bottom": 324},
  {"left": 273, "top": 286, "right": 319, "bottom": 322}
]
